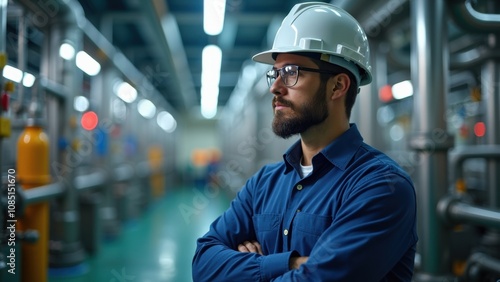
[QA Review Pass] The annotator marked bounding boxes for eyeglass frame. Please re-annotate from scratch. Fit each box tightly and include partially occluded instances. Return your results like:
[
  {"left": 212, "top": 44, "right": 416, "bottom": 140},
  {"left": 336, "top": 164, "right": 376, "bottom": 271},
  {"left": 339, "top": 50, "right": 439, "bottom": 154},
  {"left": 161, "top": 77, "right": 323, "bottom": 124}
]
[{"left": 266, "top": 64, "right": 340, "bottom": 88}]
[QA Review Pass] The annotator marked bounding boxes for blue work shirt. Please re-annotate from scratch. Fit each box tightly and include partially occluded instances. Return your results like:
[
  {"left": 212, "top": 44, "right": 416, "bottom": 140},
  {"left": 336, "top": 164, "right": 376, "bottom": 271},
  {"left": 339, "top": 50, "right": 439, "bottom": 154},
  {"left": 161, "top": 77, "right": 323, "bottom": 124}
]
[{"left": 193, "top": 124, "right": 417, "bottom": 281}]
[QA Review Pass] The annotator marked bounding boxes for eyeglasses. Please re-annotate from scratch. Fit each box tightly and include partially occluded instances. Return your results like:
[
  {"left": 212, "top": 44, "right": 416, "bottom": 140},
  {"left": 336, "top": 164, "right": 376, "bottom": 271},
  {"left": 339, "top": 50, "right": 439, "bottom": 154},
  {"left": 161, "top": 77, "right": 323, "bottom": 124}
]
[{"left": 266, "top": 65, "right": 339, "bottom": 88}]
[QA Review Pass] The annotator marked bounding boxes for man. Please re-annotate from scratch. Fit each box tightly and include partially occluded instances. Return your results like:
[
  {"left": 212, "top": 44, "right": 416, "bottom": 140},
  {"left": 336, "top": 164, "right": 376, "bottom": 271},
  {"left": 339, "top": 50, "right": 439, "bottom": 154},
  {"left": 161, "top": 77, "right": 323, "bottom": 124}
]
[{"left": 192, "top": 2, "right": 417, "bottom": 281}]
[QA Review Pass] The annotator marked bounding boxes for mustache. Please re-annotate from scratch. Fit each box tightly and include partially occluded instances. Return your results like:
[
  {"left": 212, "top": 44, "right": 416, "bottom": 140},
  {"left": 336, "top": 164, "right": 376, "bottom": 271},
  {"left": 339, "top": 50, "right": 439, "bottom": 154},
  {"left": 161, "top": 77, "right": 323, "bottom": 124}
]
[{"left": 273, "top": 97, "right": 293, "bottom": 107}]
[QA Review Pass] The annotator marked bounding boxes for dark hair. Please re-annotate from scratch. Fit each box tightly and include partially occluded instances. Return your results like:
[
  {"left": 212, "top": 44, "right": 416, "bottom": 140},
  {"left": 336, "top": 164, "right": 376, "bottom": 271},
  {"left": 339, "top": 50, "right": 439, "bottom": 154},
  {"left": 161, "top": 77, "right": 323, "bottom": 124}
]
[{"left": 311, "top": 57, "right": 359, "bottom": 119}]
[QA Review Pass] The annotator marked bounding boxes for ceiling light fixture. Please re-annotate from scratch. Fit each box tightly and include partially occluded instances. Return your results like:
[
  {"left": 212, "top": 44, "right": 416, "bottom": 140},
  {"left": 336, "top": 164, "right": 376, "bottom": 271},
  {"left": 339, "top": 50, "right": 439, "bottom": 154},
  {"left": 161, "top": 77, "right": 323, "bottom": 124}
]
[
  {"left": 201, "top": 45, "right": 222, "bottom": 119},
  {"left": 76, "top": 51, "right": 101, "bottom": 76},
  {"left": 203, "top": 0, "right": 226, "bottom": 36}
]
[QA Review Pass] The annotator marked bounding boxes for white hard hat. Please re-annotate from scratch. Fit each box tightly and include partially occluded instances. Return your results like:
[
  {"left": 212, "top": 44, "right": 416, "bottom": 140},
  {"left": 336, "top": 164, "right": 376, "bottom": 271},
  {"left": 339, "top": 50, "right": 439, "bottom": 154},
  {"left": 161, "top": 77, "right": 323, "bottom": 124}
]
[{"left": 252, "top": 2, "right": 372, "bottom": 86}]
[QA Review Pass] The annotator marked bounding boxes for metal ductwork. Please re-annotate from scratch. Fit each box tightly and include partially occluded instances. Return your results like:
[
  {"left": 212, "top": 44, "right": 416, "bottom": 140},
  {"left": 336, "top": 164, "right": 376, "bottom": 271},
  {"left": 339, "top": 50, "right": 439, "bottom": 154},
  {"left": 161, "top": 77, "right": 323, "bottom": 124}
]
[
  {"left": 137, "top": 0, "right": 197, "bottom": 112},
  {"left": 14, "top": 0, "right": 183, "bottom": 115},
  {"left": 336, "top": 0, "right": 410, "bottom": 38},
  {"left": 448, "top": 0, "right": 500, "bottom": 34}
]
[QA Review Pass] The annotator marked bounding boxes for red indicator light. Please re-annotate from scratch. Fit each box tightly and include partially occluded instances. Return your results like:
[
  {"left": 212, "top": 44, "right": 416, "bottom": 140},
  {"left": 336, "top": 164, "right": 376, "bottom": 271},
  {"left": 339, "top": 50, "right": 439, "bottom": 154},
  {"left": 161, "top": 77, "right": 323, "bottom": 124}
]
[
  {"left": 379, "top": 85, "right": 393, "bottom": 103},
  {"left": 81, "top": 111, "right": 98, "bottom": 130},
  {"left": 474, "top": 122, "right": 486, "bottom": 137}
]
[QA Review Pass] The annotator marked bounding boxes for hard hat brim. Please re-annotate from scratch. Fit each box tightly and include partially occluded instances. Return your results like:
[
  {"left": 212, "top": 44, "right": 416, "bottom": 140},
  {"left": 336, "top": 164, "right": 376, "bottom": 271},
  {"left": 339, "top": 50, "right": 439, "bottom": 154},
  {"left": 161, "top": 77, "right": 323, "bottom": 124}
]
[{"left": 252, "top": 49, "right": 285, "bottom": 65}]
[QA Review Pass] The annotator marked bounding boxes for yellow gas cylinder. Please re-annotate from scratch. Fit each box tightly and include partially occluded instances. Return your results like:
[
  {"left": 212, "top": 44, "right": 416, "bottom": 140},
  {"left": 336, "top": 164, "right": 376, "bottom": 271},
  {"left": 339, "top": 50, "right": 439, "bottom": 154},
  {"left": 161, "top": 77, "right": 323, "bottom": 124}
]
[{"left": 16, "top": 119, "right": 51, "bottom": 282}]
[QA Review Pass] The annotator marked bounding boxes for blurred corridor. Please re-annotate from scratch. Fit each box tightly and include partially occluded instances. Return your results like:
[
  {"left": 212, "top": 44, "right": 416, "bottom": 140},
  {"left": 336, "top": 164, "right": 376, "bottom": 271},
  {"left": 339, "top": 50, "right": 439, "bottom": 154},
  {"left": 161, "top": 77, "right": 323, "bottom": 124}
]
[{"left": 48, "top": 187, "right": 231, "bottom": 282}]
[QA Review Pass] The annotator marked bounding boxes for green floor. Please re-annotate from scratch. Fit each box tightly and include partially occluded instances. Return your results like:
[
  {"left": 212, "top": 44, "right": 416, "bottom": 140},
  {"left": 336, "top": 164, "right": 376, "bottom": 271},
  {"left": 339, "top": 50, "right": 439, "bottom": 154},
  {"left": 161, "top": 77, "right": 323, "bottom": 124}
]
[{"left": 48, "top": 186, "right": 231, "bottom": 282}]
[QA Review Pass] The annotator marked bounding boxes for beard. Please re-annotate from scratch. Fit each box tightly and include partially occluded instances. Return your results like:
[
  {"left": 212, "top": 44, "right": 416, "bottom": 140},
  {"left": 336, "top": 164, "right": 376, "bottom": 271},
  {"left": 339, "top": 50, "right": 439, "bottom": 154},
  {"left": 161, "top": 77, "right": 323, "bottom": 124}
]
[{"left": 272, "top": 87, "right": 329, "bottom": 139}]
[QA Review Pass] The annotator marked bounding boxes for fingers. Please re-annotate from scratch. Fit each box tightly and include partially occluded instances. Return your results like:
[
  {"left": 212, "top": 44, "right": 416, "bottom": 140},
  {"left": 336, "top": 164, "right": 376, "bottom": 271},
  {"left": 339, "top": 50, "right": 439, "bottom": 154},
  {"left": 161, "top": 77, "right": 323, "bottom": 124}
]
[
  {"left": 237, "top": 243, "right": 249, "bottom": 252},
  {"left": 237, "top": 240, "right": 263, "bottom": 255},
  {"left": 252, "top": 241, "right": 263, "bottom": 255}
]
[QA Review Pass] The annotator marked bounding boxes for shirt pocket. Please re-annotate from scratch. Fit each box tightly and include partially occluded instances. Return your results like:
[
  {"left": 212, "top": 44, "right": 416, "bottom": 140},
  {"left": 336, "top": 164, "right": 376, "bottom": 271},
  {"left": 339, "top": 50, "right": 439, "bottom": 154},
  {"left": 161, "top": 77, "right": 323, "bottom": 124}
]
[
  {"left": 252, "top": 213, "right": 281, "bottom": 231},
  {"left": 292, "top": 213, "right": 333, "bottom": 253},
  {"left": 252, "top": 214, "right": 281, "bottom": 253}
]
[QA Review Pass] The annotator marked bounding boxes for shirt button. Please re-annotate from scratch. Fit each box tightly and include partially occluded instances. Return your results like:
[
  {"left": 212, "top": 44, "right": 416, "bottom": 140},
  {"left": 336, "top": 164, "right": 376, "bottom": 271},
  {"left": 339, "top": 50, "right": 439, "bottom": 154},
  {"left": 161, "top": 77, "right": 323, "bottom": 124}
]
[
  {"left": 284, "top": 229, "right": 289, "bottom": 236},
  {"left": 296, "top": 184, "right": 303, "bottom": 191}
]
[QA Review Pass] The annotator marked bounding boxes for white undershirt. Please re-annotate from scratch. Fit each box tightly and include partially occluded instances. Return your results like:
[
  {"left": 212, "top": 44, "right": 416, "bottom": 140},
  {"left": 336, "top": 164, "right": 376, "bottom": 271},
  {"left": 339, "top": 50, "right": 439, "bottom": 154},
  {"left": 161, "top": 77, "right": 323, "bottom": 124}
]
[{"left": 300, "top": 163, "right": 313, "bottom": 178}]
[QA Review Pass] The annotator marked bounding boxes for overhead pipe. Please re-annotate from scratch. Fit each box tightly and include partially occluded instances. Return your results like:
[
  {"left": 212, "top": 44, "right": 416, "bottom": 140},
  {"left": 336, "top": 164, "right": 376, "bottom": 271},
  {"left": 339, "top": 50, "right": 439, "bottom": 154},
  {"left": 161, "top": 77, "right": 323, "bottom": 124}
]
[
  {"left": 386, "top": 40, "right": 500, "bottom": 71},
  {"left": 447, "top": 0, "right": 500, "bottom": 70},
  {"left": 81, "top": 16, "right": 178, "bottom": 116},
  {"left": 367, "top": 0, "right": 500, "bottom": 71},
  {"left": 99, "top": 10, "right": 193, "bottom": 112},
  {"left": 13, "top": 0, "right": 177, "bottom": 117},
  {"left": 447, "top": 0, "right": 500, "bottom": 34},
  {"left": 344, "top": 0, "right": 499, "bottom": 72},
  {"left": 336, "top": 0, "right": 409, "bottom": 32}
]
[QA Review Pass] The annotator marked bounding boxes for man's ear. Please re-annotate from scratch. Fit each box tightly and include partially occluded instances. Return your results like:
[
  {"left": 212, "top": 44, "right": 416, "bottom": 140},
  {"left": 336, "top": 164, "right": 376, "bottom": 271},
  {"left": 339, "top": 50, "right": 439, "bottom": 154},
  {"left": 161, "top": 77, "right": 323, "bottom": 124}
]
[{"left": 330, "top": 73, "right": 350, "bottom": 99}]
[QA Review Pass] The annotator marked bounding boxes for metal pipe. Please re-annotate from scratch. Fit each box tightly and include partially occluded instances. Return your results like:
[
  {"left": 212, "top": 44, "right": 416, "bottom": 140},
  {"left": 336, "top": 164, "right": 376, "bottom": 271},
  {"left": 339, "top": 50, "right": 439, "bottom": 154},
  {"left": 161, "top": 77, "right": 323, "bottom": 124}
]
[
  {"left": 410, "top": 0, "right": 454, "bottom": 280},
  {"left": 38, "top": 77, "right": 69, "bottom": 100},
  {"left": 385, "top": 34, "right": 500, "bottom": 72},
  {"left": 449, "top": 144, "right": 500, "bottom": 181},
  {"left": 448, "top": 201, "right": 500, "bottom": 230},
  {"left": 447, "top": 0, "right": 500, "bottom": 34},
  {"left": 74, "top": 171, "right": 107, "bottom": 192},
  {"left": 21, "top": 167, "right": 144, "bottom": 205},
  {"left": 23, "top": 182, "right": 64, "bottom": 205},
  {"left": 450, "top": 46, "right": 500, "bottom": 70},
  {"left": 465, "top": 252, "right": 500, "bottom": 281},
  {"left": 141, "top": 1, "right": 196, "bottom": 111},
  {"left": 13, "top": 0, "right": 177, "bottom": 116},
  {"left": 23, "top": 172, "right": 107, "bottom": 206},
  {"left": 48, "top": 1, "right": 86, "bottom": 267},
  {"left": 95, "top": 66, "right": 120, "bottom": 240},
  {"left": 0, "top": 0, "right": 6, "bottom": 52},
  {"left": 337, "top": 0, "right": 409, "bottom": 36},
  {"left": 482, "top": 40, "right": 500, "bottom": 209},
  {"left": 353, "top": 41, "right": 385, "bottom": 150},
  {"left": 14, "top": 7, "right": 26, "bottom": 116}
]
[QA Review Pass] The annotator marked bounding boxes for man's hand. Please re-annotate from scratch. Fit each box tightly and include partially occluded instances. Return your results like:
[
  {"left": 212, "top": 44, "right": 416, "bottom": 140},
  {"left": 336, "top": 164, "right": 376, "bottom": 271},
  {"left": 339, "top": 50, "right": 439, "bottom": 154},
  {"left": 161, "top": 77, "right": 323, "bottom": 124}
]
[
  {"left": 237, "top": 240, "right": 263, "bottom": 255},
  {"left": 289, "top": 256, "right": 309, "bottom": 270},
  {"left": 238, "top": 240, "right": 308, "bottom": 270}
]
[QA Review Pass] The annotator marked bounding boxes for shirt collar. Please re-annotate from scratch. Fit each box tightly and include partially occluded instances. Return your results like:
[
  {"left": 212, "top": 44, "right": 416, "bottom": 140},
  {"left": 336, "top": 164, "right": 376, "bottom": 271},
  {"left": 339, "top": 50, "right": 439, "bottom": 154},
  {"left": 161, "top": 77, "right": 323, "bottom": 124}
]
[{"left": 283, "top": 123, "right": 364, "bottom": 172}]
